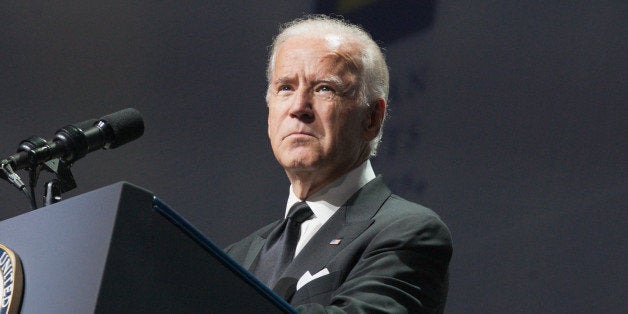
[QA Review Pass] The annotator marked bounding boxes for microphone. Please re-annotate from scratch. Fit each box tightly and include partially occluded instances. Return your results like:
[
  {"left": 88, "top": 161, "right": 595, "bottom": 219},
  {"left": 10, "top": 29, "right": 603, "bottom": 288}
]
[{"left": 3, "top": 108, "right": 144, "bottom": 170}]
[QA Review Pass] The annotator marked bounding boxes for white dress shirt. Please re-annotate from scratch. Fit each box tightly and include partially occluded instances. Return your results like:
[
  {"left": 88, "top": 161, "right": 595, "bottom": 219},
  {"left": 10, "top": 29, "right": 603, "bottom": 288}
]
[{"left": 285, "top": 160, "right": 376, "bottom": 257}]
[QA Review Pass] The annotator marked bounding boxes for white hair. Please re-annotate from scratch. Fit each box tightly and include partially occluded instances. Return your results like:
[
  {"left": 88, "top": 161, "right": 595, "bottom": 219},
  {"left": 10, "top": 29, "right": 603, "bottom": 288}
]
[{"left": 266, "top": 15, "right": 389, "bottom": 157}]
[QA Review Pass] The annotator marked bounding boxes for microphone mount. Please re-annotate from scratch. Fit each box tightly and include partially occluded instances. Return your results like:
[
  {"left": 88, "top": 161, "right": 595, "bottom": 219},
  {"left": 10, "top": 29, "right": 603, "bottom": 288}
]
[
  {"left": 2, "top": 136, "right": 78, "bottom": 210},
  {"left": 1, "top": 108, "right": 144, "bottom": 210}
]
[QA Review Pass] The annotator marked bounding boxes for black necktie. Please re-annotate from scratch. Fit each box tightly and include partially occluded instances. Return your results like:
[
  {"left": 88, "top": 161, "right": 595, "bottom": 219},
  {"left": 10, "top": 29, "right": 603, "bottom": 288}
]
[{"left": 252, "top": 201, "right": 313, "bottom": 288}]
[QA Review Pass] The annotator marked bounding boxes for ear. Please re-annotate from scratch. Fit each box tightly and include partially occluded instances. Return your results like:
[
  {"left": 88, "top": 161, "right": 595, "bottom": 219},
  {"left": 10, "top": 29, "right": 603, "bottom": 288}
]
[{"left": 362, "top": 98, "right": 386, "bottom": 141}]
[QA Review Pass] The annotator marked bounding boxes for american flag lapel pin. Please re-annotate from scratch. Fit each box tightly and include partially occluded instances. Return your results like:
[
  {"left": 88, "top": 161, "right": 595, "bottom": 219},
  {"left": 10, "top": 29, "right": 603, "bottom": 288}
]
[{"left": 329, "top": 238, "right": 342, "bottom": 245}]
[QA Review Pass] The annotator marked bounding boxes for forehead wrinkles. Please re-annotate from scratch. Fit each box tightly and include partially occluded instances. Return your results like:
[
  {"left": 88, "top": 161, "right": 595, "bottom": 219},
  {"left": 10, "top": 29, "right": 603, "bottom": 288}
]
[
  {"left": 318, "top": 51, "right": 359, "bottom": 76},
  {"left": 301, "top": 51, "right": 360, "bottom": 91},
  {"left": 330, "top": 45, "right": 362, "bottom": 75},
  {"left": 272, "top": 39, "right": 362, "bottom": 96},
  {"left": 317, "top": 51, "right": 360, "bottom": 96}
]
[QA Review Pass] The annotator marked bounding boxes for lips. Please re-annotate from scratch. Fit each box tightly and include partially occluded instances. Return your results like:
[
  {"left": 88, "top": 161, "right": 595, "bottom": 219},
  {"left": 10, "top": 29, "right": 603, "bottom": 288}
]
[{"left": 284, "top": 131, "right": 316, "bottom": 140}]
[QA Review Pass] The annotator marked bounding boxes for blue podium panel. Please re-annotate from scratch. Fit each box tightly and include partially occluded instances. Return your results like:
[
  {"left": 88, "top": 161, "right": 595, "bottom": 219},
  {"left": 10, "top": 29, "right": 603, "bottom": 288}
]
[{"left": 0, "top": 182, "right": 294, "bottom": 313}]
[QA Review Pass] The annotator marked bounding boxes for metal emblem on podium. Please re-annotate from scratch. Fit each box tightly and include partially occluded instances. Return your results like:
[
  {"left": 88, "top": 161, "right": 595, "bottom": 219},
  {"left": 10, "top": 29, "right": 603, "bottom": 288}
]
[{"left": 0, "top": 243, "right": 23, "bottom": 314}]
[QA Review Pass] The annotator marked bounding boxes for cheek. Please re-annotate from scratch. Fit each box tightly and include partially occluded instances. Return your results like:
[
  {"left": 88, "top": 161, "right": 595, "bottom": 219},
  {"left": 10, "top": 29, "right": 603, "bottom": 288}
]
[
  {"left": 267, "top": 108, "right": 281, "bottom": 135},
  {"left": 332, "top": 105, "right": 360, "bottom": 129},
  {"left": 334, "top": 109, "right": 366, "bottom": 145}
]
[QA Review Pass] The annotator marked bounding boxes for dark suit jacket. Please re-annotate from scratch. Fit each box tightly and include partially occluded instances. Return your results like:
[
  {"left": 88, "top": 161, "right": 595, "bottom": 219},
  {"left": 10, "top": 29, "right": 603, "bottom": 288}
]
[{"left": 225, "top": 176, "right": 452, "bottom": 313}]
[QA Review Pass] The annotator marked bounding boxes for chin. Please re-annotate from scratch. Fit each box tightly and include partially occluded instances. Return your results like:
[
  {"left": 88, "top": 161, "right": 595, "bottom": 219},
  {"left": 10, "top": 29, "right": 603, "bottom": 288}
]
[
  {"left": 279, "top": 154, "right": 322, "bottom": 171},
  {"left": 285, "top": 159, "right": 317, "bottom": 170}
]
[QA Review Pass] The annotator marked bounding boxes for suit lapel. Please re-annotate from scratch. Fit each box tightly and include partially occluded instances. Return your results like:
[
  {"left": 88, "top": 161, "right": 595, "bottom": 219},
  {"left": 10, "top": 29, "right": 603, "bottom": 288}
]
[
  {"left": 280, "top": 207, "right": 371, "bottom": 281},
  {"left": 242, "top": 236, "right": 265, "bottom": 269},
  {"left": 278, "top": 176, "right": 391, "bottom": 286},
  {"left": 242, "top": 220, "right": 282, "bottom": 270}
]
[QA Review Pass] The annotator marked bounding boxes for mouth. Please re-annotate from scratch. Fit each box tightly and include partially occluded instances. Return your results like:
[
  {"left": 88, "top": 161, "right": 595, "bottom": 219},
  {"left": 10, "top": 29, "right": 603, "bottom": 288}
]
[{"left": 284, "top": 131, "right": 316, "bottom": 140}]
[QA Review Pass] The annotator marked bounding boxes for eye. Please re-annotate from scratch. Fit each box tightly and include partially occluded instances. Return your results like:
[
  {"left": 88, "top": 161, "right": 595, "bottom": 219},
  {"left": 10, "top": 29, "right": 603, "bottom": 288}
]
[
  {"left": 316, "top": 85, "right": 335, "bottom": 93},
  {"left": 276, "top": 85, "right": 294, "bottom": 96},
  {"left": 279, "top": 85, "right": 293, "bottom": 92}
]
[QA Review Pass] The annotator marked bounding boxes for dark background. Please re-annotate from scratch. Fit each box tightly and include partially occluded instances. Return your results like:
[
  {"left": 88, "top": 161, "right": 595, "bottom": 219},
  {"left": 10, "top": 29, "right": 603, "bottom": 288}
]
[{"left": 1, "top": 1, "right": 625, "bottom": 313}]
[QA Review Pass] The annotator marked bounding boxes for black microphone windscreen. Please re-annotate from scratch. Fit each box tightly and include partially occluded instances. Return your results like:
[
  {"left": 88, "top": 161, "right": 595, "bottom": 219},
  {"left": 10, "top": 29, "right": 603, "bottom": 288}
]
[{"left": 100, "top": 108, "right": 144, "bottom": 149}]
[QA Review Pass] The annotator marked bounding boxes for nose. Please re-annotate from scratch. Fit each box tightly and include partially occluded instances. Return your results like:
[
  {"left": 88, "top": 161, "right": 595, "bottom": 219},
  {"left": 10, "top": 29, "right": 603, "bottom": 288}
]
[{"left": 289, "top": 88, "right": 314, "bottom": 122}]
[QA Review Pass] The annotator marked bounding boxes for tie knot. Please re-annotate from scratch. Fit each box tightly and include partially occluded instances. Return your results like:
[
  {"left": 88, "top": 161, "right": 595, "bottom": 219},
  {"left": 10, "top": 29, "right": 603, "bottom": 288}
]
[{"left": 287, "top": 201, "right": 313, "bottom": 223}]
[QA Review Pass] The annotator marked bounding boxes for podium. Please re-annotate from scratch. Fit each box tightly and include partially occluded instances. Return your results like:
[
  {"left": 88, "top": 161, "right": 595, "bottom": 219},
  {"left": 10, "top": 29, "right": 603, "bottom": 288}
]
[{"left": 0, "top": 182, "right": 295, "bottom": 313}]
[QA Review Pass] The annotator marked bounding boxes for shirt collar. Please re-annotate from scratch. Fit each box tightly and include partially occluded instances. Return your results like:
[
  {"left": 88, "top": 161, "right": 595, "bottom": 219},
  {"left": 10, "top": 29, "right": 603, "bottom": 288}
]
[{"left": 285, "top": 160, "right": 376, "bottom": 220}]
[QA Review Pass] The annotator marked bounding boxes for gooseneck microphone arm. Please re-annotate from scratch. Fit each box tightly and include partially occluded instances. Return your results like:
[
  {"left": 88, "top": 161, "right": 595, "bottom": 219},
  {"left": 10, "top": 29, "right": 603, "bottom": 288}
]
[{"left": 0, "top": 160, "right": 36, "bottom": 209}]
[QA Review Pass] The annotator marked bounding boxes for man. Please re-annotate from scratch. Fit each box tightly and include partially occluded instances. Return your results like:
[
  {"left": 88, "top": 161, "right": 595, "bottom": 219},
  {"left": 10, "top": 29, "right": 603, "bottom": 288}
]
[{"left": 226, "top": 15, "right": 452, "bottom": 313}]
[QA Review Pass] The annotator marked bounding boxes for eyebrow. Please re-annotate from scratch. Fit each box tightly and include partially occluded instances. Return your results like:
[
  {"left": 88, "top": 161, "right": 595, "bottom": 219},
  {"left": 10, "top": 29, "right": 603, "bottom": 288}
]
[
  {"left": 273, "top": 77, "right": 295, "bottom": 86},
  {"left": 317, "top": 76, "right": 358, "bottom": 97},
  {"left": 272, "top": 75, "right": 353, "bottom": 96},
  {"left": 273, "top": 75, "right": 344, "bottom": 87},
  {"left": 314, "top": 76, "right": 344, "bottom": 89}
]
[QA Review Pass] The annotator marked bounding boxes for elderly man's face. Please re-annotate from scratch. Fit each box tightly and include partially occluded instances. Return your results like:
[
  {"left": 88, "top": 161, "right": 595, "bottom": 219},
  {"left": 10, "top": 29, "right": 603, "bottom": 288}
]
[{"left": 267, "top": 35, "right": 372, "bottom": 182}]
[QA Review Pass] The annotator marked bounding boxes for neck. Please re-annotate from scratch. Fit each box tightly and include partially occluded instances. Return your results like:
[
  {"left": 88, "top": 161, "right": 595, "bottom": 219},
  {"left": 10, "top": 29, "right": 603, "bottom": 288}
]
[
  {"left": 286, "top": 157, "right": 369, "bottom": 200},
  {"left": 287, "top": 173, "right": 336, "bottom": 200}
]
